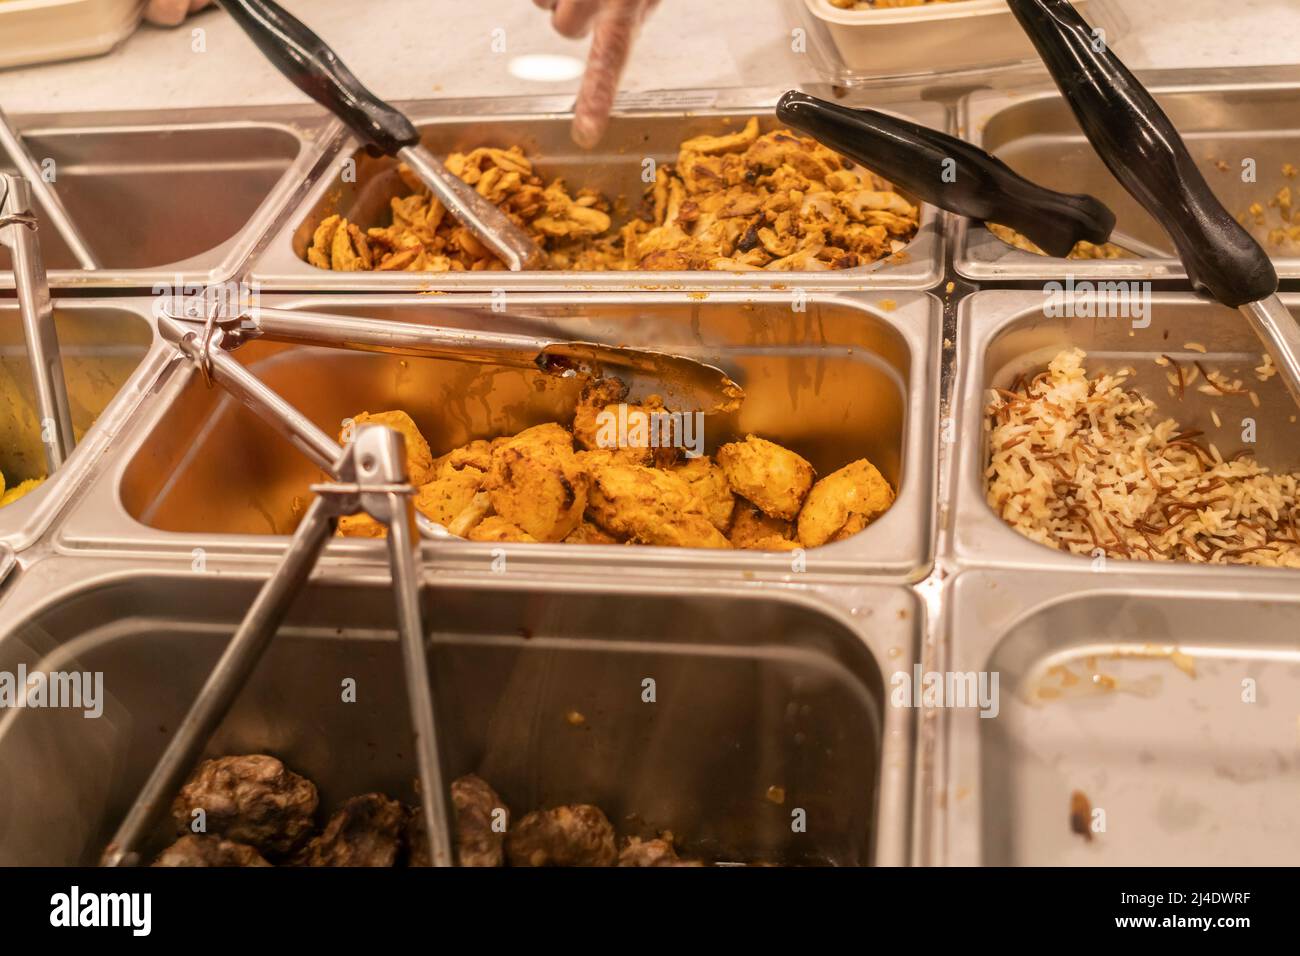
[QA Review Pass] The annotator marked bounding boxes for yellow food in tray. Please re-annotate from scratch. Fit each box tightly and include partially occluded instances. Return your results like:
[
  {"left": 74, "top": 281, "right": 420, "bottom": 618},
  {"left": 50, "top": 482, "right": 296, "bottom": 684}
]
[
  {"left": 984, "top": 222, "right": 1125, "bottom": 260},
  {"left": 332, "top": 378, "right": 895, "bottom": 550},
  {"left": 0, "top": 473, "right": 44, "bottom": 509},
  {"left": 306, "top": 117, "right": 919, "bottom": 273}
]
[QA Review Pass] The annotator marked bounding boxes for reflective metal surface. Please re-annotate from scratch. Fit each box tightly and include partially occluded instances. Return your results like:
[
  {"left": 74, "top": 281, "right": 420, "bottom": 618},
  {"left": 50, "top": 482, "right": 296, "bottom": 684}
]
[
  {"left": 64, "top": 292, "right": 939, "bottom": 579},
  {"left": 0, "top": 106, "right": 341, "bottom": 290},
  {"left": 935, "top": 569, "right": 1300, "bottom": 866},
  {"left": 955, "top": 70, "right": 1300, "bottom": 281},
  {"left": 0, "top": 558, "right": 916, "bottom": 867},
  {"left": 948, "top": 291, "right": 1300, "bottom": 578},
  {"left": 250, "top": 90, "right": 947, "bottom": 292},
  {"left": 0, "top": 298, "right": 165, "bottom": 552}
]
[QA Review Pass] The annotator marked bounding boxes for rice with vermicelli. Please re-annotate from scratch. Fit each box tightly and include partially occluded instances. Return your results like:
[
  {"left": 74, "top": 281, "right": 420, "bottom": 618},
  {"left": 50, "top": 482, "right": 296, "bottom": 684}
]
[{"left": 985, "top": 348, "right": 1300, "bottom": 568}]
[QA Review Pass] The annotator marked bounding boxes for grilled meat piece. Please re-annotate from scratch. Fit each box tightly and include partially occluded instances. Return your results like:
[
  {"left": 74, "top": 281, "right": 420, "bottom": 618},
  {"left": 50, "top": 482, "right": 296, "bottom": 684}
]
[
  {"left": 408, "top": 774, "right": 510, "bottom": 868},
  {"left": 295, "top": 793, "right": 406, "bottom": 867},
  {"left": 171, "top": 755, "right": 318, "bottom": 859},
  {"left": 152, "top": 834, "right": 271, "bottom": 868},
  {"left": 506, "top": 804, "right": 618, "bottom": 867},
  {"left": 617, "top": 835, "right": 705, "bottom": 867}
]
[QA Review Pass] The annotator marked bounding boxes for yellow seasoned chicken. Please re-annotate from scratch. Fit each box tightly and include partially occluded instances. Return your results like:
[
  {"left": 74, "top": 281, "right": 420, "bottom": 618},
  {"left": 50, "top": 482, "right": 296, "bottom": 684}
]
[
  {"left": 467, "top": 516, "right": 538, "bottom": 543},
  {"left": 414, "top": 465, "right": 485, "bottom": 527},
  {"left": 305, "top": 118, "right": 918, "bottom": 274},
  {"left": 728, "top": 502, "right": 800, "bottom": 551},
  {"left": 586, "top": 462, "right": 730, "bottom": 549},
  {"left": 484, "top": 423, "right": 589, "bottom": 542},
  {"left": 797, "top": 458, "right": 895, "bottom": 547},
  {"left": 715, "top": 435, "right": 815, "bottom": 521},
  {"left": 340, "top": 410, "right": 436, "bottom": 486},
  {"left": 672, "top": 456, "right": 735, "bottom": 532},
  {"left": 324, "top": 379, "right": 894, "bottom": 551}
]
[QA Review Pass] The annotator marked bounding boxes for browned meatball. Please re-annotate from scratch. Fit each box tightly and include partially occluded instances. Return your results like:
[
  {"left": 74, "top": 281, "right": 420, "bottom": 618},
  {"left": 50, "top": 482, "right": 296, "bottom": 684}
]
[
  {"left": 171, "top": 755, "right": 318, "bottom": 859},
  {"left": 506, "top": 804, "right": 618, "bottom": 867},
  {"left": 452, "top": 774, "right": 509, "bottom": 867},
  {"left": 152, "top": 834, "right": 271, "bottom": 867},
  {"left": 407, "top": 774, "right": 509, "bottom": 867},
  {"left": 294, "top": 793, "right": 405, "bottom": 867},
  {"left": 617, "top": 836, "right": 706, "bottom": 867}
]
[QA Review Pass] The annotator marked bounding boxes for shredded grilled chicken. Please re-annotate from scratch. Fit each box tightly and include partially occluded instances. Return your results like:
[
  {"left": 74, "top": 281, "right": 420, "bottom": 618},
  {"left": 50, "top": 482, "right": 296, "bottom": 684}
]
[{"left": 305, "top": 118, "right": 918, "bottom": 273}]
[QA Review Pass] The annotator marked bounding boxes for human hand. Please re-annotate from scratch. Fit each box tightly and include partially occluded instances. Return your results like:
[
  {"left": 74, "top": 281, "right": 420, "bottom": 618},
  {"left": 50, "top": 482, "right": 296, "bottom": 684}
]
[
  {"left": 144, "top": 0, "right": 213, "bottom": 27},
  {"left": 533, "top": 0, "right": 660, "bottom": 148}
]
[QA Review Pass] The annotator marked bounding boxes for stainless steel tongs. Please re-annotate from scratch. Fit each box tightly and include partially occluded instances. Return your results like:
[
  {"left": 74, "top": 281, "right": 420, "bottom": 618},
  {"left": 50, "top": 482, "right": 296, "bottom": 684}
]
[
  {"left": 102, "top": 404, "right": 456, "bottom": 868},
  {"left": 0, "top": 172, "right": 75, "bottom": 472},
  {"left": 212, "top": 0, "right": 544, "bottom": 271}
]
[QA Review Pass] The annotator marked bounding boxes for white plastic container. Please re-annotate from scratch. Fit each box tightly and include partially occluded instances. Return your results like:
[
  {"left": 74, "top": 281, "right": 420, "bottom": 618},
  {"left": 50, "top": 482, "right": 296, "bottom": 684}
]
[
  {"left": 803, "top": 0, "right": 1101, "bottom": 80},
  {"left": 0, "top": 0, "right": 144, "bottom": 70}
]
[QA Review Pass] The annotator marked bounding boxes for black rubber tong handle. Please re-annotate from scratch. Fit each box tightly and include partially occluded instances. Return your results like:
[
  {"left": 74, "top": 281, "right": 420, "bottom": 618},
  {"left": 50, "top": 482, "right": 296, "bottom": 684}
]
[
  {"left": 776, "top": 90, "right": 1115, "bottom": 258},
  {"left": 215, "top": 0, "right": 419, "bottom": 155},
  {"left": 1006, "top": 0, "right": 1278, "bottom": 307}
]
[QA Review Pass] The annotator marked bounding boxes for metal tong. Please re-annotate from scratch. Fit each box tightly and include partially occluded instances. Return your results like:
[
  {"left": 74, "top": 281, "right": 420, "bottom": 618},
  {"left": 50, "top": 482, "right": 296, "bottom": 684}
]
[
  {"left": 1006, "top": 0, "right": 1300, "bottom": 408},
  {"left": 101, "top": 373, "right": 455, "bottom": 867},
  {"left": 775, "top": 90, "right": 1172, "bottom": 260},
  {"left": 154, "top": 304, "right": 738, "bottom": 522},
  {"left": 213, "top": 0, "right": 543, "bottom": 271},
  {"left": 0, "top": 172, "right": 75, "bottom": 472}
]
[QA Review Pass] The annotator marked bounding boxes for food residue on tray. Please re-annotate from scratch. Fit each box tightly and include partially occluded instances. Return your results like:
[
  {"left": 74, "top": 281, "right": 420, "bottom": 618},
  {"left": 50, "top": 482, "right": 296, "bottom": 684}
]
[
  {"left": 1239, "top": 167, "right": 1299, "bottom": 248},
  {"left": 985, "top": 348, "right": 1300, "bottom": 567},
  {"left": 305, "top": 117, "right": 919, "bottom": 273},
  {"left": 1069, "top": 790, "right": 1094, "bottom": 842},
  {"left": 332, "top": 376, "right": 895, "bottom": 550},
  {"left": 147, "top": 754, "right": 747, "bottom": 867},
  {"left": 984, "top": 222, "right": 1126, "bottom": 260}
]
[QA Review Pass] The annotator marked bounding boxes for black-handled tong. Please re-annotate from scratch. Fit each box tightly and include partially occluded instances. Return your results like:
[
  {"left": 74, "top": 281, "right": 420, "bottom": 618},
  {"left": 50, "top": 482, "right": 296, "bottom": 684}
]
[
  {"left": 1006, "top": 0, "right": 1300, "bottom": 404},
  {"left": 214, "top": 0, "right": 543, "bottom": 270},
  {"left": 775, "top": 90, "right": 1161, "bottom": 259}
]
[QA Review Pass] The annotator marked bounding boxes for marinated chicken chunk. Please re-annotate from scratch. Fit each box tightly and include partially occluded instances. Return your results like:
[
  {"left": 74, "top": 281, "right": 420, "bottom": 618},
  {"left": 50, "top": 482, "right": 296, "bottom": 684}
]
[
  {"left": 294, "top": 793, "right": 405, "bottom": 867},
  {"left": 484, "top": 423, "right": 589, "bottom": 541},
  {"left": 672, "top": 456, "right": 735, "bottom": 532},
  {"left": 564, "top": 520, "right": 623, "bottom": 544},
  {"left": 324, "top": 387, "right": 891, "bottom": 551},
  {"left": 797, "top": 458, "right": 895, "bottom": 548},
  {"left": 336, "top": 513, "right": 388, "bottom": 538},
  {"left": 716, "top": 435, "right": 815, "bottom": 521},
  {"left": 305, "top": 118, "right": 918, "bottom": 273},
  {"left": 171, "top": 755, "right": 318, "bottom": 859},
  {"left": 618, "top": 835, "right": 704, "bottom": 867},
  {"left": 153, "top": 834, "right": 271, "bottom": 868},
  {"left": 507, "top": 804, "right": 618, "bottom": 867},
  {"left": 341, "top": 410, "right": 436, "bottom": 486},
  {"left": 414, "top": 465, "right": 485, "bottom": 527},
  {"left": 729, "top": 501, "right": 800, "bottom": 551},
  {"left": 586, "top": 462, "right": 731, "bottom": 549},
  {"left": 467, "top": 515, "right": 538, "bottom": 543}
]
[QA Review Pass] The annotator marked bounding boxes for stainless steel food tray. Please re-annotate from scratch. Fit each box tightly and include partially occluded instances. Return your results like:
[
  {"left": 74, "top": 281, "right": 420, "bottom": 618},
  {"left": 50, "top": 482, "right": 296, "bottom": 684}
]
[
  {"left": 954, "top": 65, "right": 1300, "bottom": 282},
  {"left": 948, "top": 290, "right": 1300, "bottom": 584},
  {"left": 0, "top": 554, "right": 917, "bottom": 866},
  {"left": 0, "top": 298, "right": 168, "bottom": 552},
  {"left": 248, "top": 90, "right": 947, "bottom": 293},
  {"left": 53, "top": 291, "right": 941, "bottom": 581},
  {"left": 931, "top": 567, "right": 1300, "bottom": 866},
  {"left": 0, "top": 105, "right": 342, "bottom": 290}
]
